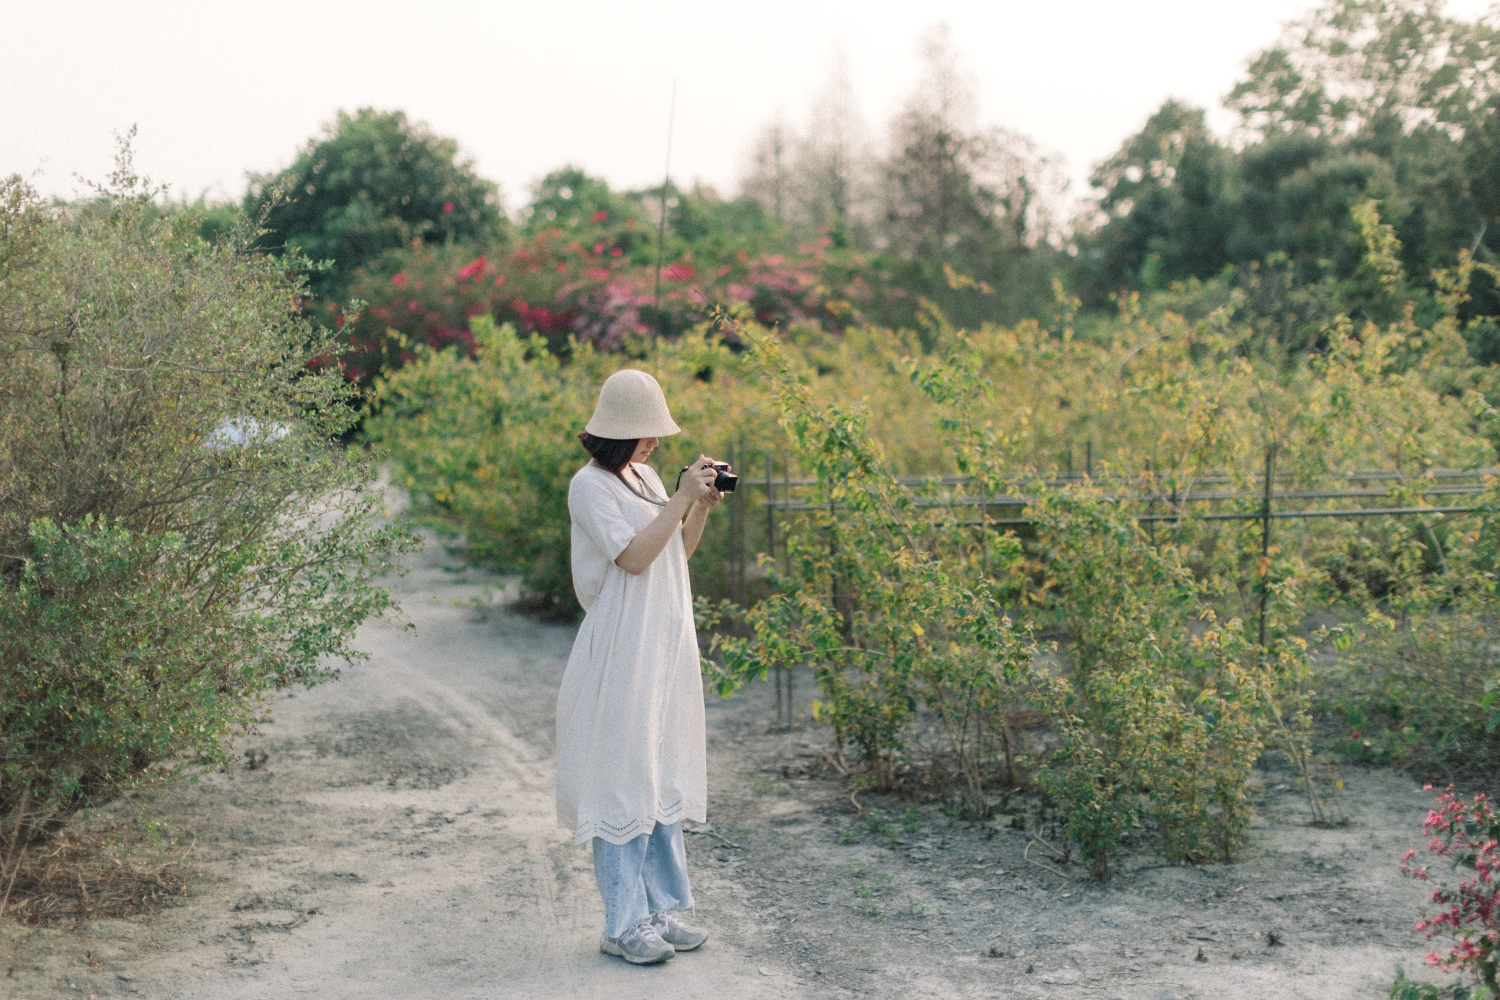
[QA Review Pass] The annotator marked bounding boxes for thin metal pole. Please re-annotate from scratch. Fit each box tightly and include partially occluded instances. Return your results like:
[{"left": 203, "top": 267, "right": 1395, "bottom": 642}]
[
  {"left": 738, "top": 438, "right": 747, "bottom": 602},
  {"left": 1259, "top": 445, "right": 1275, "bottom": 648},
  {"left": 730, "top": 441, "right": 741, "bottom": 604},
  {"left": 776, "top": 664, "right": 785, "bottom": 729},
  {"left": 728, "top": 440, "right": 736, "bottom": 602},
  {"left": 980, "top": 480, "right": 989, "bottom": 577},
  {"left": 1066, "top": 448, "right": 1073, "bottom": 479},
  {"left": 1145, "top": 459, "right": 1155, "bottom": 544},
  {"left": 783, "top": 450, "right": 791, "bottom": 575},
  {"left": 653, "top": 81, "right": 677, "bottom": 320},
  {"left": 1086, "top": 440, "right": 1093, "bottom": 478},
  {"left": 777, "top": 447, "right": 790, "bottom": 729},
  {"left": 766, "top": 452, "right": 775, "bottom": 568}
]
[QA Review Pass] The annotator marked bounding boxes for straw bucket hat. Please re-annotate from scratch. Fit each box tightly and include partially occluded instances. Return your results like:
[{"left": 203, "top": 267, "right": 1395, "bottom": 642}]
[{"left": 584, "top": 369, "right": 681, "bottom": 440}]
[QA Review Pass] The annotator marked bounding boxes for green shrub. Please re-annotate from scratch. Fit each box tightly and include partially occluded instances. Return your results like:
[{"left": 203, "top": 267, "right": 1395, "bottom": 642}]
[
  {"left": 366, "top": 318, "right": 596, "bottom": 617},
  {"left": 1330, "top": 498, "right": 1500, "bottom": 774},
  {"left": 0, "top": 153, "right": 414, "bottom": 853},
  {"left": 1030, "top": 489, "right": 1281, "bottom": 875},
  {"left": 367, "top": 313, "right": 783, "bottom": 617},
  {"left": 711, "top": 328, "right": 1051, "bottom": 811}
]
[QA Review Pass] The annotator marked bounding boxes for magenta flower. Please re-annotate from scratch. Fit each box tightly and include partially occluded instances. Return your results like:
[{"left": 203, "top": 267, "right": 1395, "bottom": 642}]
[{"left": 1404, "top": 786, "right": 1500, "bottom": 985}]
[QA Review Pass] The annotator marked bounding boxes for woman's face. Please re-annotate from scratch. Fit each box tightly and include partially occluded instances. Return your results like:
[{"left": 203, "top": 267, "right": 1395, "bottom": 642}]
[{"left": 630, "top": 437, "right": 659, "bottom": 464}]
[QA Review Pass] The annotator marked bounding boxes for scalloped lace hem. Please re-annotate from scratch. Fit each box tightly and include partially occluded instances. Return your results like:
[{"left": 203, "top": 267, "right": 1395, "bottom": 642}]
[{"left": 568, "top": 798, "right": 707, "bottom": 846}]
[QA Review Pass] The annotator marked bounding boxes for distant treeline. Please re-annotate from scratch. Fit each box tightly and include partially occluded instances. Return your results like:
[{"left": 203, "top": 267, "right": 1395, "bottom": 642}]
[{"left": 169, "top": 0, "right": 1496, "bottom": 381}]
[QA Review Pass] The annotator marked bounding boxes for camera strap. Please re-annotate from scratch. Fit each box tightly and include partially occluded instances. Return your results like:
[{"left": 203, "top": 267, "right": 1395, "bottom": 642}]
[{"left": 621, "top": 464, "right": 668, "bottom": 507}]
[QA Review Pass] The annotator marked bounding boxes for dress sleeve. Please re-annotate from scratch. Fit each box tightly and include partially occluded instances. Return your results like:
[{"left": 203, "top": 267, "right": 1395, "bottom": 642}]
[{"left": 569, "top": 470, "right": 638, "bottom": 561}]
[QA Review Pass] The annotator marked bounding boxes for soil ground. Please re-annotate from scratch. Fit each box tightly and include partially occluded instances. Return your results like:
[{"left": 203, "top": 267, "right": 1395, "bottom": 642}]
[{"left": 0, "top": 531, "right": 1457, "bottom": 999}]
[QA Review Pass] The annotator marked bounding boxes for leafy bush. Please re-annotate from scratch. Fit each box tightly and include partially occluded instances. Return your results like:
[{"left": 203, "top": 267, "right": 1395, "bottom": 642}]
[
  {"left": 710, "top": 327, "right": 1053, "bottom": 811},
  {"left": 366, "top": 315, "right": 782, "bottom": 617},
  {"left": 365, "top": 318, "right": 598, "bottom": 617},
  {"left": 1335, "top": 589, "right": 1500, "bottom": 772},
  {"left": 0, "top": 154, "right": 414, "bottom": 862},
  {"left": 1389, "top": 967, "right": 1491, "bottom": 1000},
  {"left": 1029, "top": 489, "right": 1288, "bottom": 875}
]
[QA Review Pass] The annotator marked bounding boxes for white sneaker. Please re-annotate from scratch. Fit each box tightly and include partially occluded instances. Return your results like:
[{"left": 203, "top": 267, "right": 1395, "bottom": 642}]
[
  {"left": 600, "top": 919, "right": 675, "bottom": 965},
  {"left": 651, "top": 910, "right": 709, "bottom": 951}
]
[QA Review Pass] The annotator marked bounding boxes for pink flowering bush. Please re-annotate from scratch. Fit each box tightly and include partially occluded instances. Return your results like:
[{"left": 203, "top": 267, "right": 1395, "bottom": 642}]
[
  {"left": 1401, "top": 786, "right": 1500, "bottom": 993},
  {"left": 331, "top": 229, "right": 872, "bottom": 388}
]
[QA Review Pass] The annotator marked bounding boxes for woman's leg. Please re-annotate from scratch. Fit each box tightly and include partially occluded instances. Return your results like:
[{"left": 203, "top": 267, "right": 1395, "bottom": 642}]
[
  {"left": 592, "top": 834, "right": 651, "bottom": 939},
  {"left": 642, "top": 822, "right": 708, "bottom": 949},
  {"left": 640, "top": 821, "right": 694, "bottom": 914}
]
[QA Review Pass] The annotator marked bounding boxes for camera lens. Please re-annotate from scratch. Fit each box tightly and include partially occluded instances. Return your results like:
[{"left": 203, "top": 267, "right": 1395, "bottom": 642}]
[{"left": 709, "top": 464, "right": 737, "bottom": 492}]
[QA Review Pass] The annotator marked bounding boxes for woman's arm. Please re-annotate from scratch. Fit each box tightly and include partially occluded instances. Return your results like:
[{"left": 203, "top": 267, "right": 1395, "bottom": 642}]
[
  {"left": 614, "top": 456, "right": 717, "bottom": 575},
  {"left": 681, "top": 488, "right": 722, "bottom": 558}
]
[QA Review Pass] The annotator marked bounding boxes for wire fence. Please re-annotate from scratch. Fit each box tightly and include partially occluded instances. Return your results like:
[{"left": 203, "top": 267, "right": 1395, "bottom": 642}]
[
  {"left": 712, "top": 443, "right": 1498, "bottom": 727},
  {"left": 714, "top": 440, "right": 1498, "bottom": 655}
]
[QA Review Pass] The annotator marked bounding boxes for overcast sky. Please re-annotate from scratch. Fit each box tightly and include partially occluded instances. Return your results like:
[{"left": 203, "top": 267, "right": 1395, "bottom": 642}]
[{"left": 4, "top": 1, "right": 1495, "bottom": 212}]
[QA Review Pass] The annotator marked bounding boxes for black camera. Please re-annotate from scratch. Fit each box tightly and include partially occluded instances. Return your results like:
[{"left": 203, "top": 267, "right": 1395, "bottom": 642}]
[{"left": 678, "top": 462, "right": 737, "bottom": 493}]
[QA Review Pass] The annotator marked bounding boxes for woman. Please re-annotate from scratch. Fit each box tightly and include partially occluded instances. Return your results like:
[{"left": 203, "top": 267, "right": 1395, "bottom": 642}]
[{"left": 555, "top": 368, "right": 727, "bottom": 966}]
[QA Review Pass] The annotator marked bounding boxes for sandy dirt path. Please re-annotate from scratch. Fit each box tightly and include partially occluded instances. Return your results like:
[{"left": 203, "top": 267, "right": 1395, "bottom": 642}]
[
  {"left": 0, "top": 530, "right": 1457, "bottom": 998},
  {"left": 3, "top": 536, "right": 798, "bottom": 1000}
]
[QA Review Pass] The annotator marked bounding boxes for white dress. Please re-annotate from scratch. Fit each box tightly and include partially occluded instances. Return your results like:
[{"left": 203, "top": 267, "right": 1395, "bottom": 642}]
[{"left": 555, "top": 462, "right": 708, "bottom": 845}]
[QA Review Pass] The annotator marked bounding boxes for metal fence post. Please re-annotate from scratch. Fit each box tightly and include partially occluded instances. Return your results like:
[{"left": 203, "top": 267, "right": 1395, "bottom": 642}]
[
  {"left": 980, "top": 480, "right": 989, "bottom": 578},
  {"left": 765, "top": 452, "right": 774, "bottom": 569},
  {"left": 739, "top": 439, "right": 748, "bottom": 603},
  {"left": 1258, "top": 445, "right": 1275, "bottom": 648},
  {"left": 782, "top": 451, "right": 791, "bottom": 576},
  {"left": 1145, "top": 459, "right": 1156, "bottom": 544}
]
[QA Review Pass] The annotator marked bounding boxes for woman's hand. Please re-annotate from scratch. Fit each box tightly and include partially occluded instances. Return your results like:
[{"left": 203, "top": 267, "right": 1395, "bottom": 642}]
[
  {"left": 674, "top": 455, "right": 721, "bottom": 505},
  {"left": 615, "top": 455, "right": 720, "bottom": 575},
  {"left": 681, "top": 456, "right": 726, "bottom": 558}
]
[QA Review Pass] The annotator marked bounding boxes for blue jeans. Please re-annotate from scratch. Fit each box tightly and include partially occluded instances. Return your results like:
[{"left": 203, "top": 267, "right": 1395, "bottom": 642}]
[{"left": 592, "top": 821, "right": 694, "bottom": 939}]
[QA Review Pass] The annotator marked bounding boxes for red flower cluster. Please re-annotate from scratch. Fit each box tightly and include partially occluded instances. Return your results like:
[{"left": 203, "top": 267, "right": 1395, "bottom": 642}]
[{"left": 1402, "top": 785, "right": 1500, "bottom": 988}]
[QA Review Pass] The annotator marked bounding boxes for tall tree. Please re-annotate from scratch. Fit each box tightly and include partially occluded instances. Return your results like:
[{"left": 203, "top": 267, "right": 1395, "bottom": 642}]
[
  {"left": 882, "top": 26, "right": 1061, "bottom": 290},
  {"left": 1085, "top": 101, "right": 1236, "bottom": 295},
  {"left": 1085, "top": 0, "right": 1499, "bottom": 314},
  {"left": 1227, "top": 0, "right": 1500, "bottom": 139},
  {"left": 246, "top": 108, "right": 508, "bottom": 301},
  {"left": 741, "top": 114, "right": 796, "bottom": 227},
  {"left": 796, "top": 50, "right": 875, "bottom": 244},
  {"left": 1467, "top": 93, "right": 1500, "bottom": 234}
]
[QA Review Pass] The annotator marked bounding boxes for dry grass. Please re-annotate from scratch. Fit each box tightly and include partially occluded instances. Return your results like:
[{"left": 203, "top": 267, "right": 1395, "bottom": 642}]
[{"left": 0, "top": 827, "right": 188, "bottom": 925}]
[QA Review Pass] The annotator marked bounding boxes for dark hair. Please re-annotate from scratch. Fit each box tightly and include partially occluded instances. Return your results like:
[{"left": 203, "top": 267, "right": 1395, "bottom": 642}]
[{"left": 578, "top": 432, "right": 638, "bottom": 474}]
